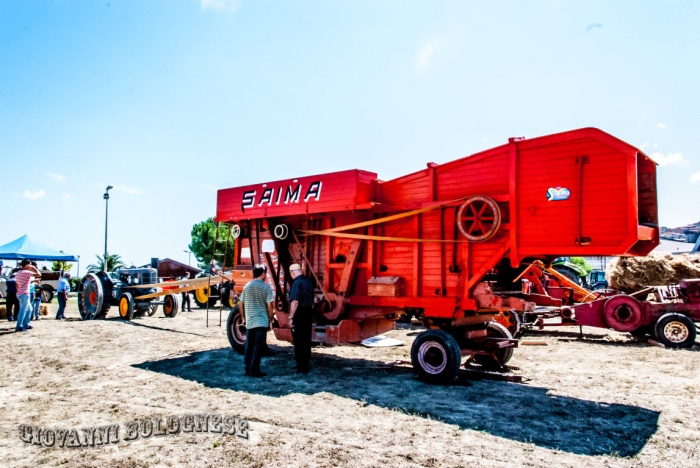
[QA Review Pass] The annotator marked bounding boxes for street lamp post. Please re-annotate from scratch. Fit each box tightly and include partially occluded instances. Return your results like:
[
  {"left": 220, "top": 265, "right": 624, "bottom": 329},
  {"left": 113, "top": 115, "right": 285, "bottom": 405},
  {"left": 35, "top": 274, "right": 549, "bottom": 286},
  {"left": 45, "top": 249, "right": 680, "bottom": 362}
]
[
  {"left": 103, "top": 186, "right": 113, "bottom": 272},
  {"left": 184, "top": 250, "right": 192, "bottom": 266}
]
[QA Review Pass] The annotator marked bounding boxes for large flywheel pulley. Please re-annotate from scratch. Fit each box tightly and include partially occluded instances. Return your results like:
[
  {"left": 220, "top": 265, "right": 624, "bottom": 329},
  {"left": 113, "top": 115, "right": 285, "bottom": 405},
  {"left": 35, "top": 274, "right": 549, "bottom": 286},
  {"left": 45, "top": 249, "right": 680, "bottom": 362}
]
[
  {"left": 457, "top": 195, "right": 501, "bottom": 242},
  {"left": 78, "top": 273, "right": 106, "bottom": 320}
]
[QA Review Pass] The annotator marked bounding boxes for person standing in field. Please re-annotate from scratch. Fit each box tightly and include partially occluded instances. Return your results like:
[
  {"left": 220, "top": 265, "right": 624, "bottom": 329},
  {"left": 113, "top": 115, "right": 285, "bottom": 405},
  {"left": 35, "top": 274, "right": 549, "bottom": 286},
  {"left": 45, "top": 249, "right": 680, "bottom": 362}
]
[
  {"left": 14, "top": 260, "right": 41, "bottom": 332},
  {"left": 288, "top": 263, "right": 315, "bottom": 373},
  {"left": 5, "top": 274, "right": 18, "bottom": 322},
  {"left": 55, "top": 272, "right": 71, "bottom": 320},
  {"left": 239, "top": 264, "right": 274, "bottom": 377},
  {"left": 181, "top": 272, "right": 192, "bottom": 312},
  {"left": 30, "top": 280, "right": 42, "bottom": 320}
]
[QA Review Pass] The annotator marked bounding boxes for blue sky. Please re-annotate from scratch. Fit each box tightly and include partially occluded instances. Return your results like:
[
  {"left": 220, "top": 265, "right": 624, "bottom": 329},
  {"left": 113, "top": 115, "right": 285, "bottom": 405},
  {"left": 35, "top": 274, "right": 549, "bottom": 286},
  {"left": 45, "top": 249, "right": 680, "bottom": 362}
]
[{"left": 1, "top": 0, "right": 699, "bottom": 272}]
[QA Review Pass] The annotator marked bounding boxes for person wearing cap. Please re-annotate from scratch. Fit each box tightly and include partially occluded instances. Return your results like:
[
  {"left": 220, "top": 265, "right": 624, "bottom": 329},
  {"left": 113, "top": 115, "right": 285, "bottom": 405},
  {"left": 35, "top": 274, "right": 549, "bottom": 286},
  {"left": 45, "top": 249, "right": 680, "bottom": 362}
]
[
  {"left": 55, "top": 272, "right": 71, "bottom": 320},
  {"left": 288, "top": 263, "right": 315, "bottom": 373},
  {"left": 239, "top": 264, "right": 274, "bottom": 377},
  {"left": 14, "top": 260, "right": 42, "bottom": 332}
]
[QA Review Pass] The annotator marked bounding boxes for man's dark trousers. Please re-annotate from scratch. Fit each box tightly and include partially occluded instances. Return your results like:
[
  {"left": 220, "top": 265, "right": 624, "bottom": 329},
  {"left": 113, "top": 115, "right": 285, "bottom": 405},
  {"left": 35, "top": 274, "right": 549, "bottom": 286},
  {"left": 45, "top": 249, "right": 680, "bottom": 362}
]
[
  {"left": 292, "top": 306, "right": 313, "bottom": 372},
  {"left": 6, "top": 291, "right": 18, "bottom": 320},
  {"left": 181, "top": 292, "right": 191, "bottom": 311},
  {"left": 244, "top": 327, "right": 268, "bottom": 374},
  {"left": 56, "top": 294, "right": 67, "bottom": 319}
]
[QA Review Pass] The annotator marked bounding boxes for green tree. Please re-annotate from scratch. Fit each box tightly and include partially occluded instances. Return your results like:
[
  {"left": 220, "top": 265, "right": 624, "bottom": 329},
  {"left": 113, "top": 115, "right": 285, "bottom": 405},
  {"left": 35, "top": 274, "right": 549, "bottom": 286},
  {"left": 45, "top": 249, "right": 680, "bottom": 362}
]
[
  {"left": 51, "top": 251, "right": 73, "bottom": 272},
  {"left": 570, "top": 257, "right": 593, "bottom": 275},
  {"left": 87, "top": 254, "right": 126, "bottom": 273},
  {"left": 189, "top": 218, "right": 236, "bottom": 269}
]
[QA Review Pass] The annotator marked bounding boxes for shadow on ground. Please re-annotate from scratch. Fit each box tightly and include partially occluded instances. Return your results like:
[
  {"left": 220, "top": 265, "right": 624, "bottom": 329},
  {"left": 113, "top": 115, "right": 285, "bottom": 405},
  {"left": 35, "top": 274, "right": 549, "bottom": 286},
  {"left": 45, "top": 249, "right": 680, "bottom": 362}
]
[{"left": 134, "top": 346, "right": 659, "bottom": 457}]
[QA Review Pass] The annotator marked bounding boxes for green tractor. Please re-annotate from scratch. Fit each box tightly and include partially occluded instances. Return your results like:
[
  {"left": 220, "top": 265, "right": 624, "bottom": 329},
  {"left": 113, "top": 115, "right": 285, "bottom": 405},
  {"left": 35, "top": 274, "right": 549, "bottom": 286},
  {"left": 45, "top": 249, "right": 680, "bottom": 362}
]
[{"left": 551, "top": 257, "right": 589, "bottom": 286}]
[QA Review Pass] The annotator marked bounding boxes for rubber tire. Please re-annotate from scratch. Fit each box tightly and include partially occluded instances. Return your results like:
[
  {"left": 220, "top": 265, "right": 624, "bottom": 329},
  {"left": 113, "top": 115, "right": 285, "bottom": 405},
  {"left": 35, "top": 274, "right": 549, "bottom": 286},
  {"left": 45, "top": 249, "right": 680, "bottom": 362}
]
[
  {"left": 118, "top": 293, "right": 135, "bottom": 321},
  {"left": 603, "top": 296, "right": 643, "bottom": 332},
  {"left": 471, "top": 322, "right": 515, "bottom": 370},
  {"left": 226, "top": 306, "right": 246, "bottom": 354},
  {"left": 494, "top": 310, "right": 521, "bottom": 337},
  {"left": 147, "top": 304, "right": 158, "bottom": 316},
  {"left": 40, "top": 288, "right": 54, "bottom": 304},
  {"left": 193, "top": 285, "right": 220, "bottom": 308},
  {"left": 163, "top": 294, "right": 179, "bottom": 318},
  {"left": 553, "top": 266, "right": 583, "bottom": 286},
  {"left": 653, "top": 313, "right": 697, "bottom": 348},
  {"left": 221, "top": 285, "right": 238, "bottom": 309},
  {"left": 411, "top": 329, "right": 462, "bottom": 384}
]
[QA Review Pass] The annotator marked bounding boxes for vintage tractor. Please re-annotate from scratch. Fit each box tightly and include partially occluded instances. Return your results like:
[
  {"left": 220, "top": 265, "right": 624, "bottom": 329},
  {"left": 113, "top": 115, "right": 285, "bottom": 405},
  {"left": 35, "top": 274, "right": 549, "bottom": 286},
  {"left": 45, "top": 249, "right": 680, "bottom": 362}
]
[
  {"left": 77, "top": 267, "right": 180, "bottom": 320},
  {"left": 212, "top": 127, "right": 659, "bottom": 384}
]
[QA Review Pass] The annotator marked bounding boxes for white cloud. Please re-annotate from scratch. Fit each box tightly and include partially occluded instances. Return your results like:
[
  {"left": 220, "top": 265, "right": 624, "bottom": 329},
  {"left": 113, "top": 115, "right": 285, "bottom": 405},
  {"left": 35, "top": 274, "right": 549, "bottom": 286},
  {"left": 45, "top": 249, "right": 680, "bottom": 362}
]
[
  {"left": 418, "top": 41, "right": 440, "bottom": 68},
  {"left": 61, "top": 194, "right": 71, "bottom": 200},
  {"left": 639, "top": 142, "right": 649, "bottom": 150},
  {"left": 691, "top": 171, "right": 700, "bottom": 183},
  {"left": 45, "top": 171, "right": 66, "bottom": 183},
  {"left": 200, "top": 0, "right": 242, "bottom": 14},
  {"left": 649, "top": 152, "right": 688, "bottom": 167},
  {"left": 114, "top": 186, "right": 141, "bottom": 195},
  {"left": 17, "top": 189, "right": 46, "bottom": 200},
  {"left": 657, "top": 123, "right": 667, "bottom": 129}
]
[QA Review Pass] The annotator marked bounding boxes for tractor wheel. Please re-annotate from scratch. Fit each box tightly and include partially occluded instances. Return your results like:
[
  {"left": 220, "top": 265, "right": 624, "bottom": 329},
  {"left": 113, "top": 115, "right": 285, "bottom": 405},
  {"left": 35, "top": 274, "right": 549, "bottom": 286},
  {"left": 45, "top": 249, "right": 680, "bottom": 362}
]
[
  {"left": 163, "top": 294, "right": 179, "bottom": 318},
  {"left": 410, "top": 329, "right": 462, "bottom": 384},
  {"left": 653, "top": 313, "right": 697, "bottom": 348},
  {"left": 118, "top": 293, "right": 135, "bottom": 321},
  {"left": 78, "top": 273, "right": 107, "bottom": 320},
  {"left": 553, "top": 266, "right": 583, "bottom": 286},
  {"left": 226, "top": 306, "right": 247, "bottom": 353},
  {"left": 603, "top": 296, "right": 643, "bottom": 332},
  {"left": 471, "top": 322, "right": 514, "bottom": 370},
  {"left": 40, "top": 288, "right": 54, "bottom": 304},
  {"left": 494, "top": 310, "right": 521, "bottom": 337},
  {"left": 193, "top": 284, "right": 219, "bottom": 308},
  {"left": 147, "top": 304, "right": 158, "bottom": 316},
  {"left": 221, "top": 286, "right": 239, "bottom": 309}
]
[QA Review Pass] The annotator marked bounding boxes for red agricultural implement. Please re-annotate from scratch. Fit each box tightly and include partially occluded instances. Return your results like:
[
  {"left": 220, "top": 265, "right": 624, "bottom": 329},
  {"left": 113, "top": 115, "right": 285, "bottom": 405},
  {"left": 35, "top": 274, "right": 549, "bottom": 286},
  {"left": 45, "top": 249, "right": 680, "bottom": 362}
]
[{"left": 214, "top": 127, "right": 659, "bottom": 383}]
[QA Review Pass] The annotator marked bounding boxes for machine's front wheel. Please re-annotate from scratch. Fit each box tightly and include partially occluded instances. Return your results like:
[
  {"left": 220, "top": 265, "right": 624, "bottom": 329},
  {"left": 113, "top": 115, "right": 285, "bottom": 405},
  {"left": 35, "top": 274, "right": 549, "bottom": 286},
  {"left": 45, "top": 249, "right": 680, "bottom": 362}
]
[
  {"left": 226, "top": 306, "right": 246, "bottom": 353},
  {"left": 163, "top": 294, "right": 179, "bottom": 318},
  {"left": 118, "top": 293, "right": 135, "bottom": 321},
  {"left": 654, "top": 313, "right": 696, "bottom": 348},
  {"left": 78, "top": 273, "right": 106, "bottom": 320},
  {"left": 471, "top": 322, "right": 514, "bottom": 370},
  {"left": 494, "top": 310, "right": 521, "bottom": 337},
  {"left": 411, "top": 329, "right": 462, "bottom": 384}
]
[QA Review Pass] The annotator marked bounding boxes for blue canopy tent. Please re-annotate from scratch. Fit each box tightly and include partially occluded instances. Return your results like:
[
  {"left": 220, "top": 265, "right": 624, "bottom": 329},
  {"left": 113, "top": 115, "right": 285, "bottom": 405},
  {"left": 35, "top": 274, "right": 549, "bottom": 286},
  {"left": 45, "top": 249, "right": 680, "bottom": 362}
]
[{"left": 0, "top": 235, "right": 78, "bottom": 261}]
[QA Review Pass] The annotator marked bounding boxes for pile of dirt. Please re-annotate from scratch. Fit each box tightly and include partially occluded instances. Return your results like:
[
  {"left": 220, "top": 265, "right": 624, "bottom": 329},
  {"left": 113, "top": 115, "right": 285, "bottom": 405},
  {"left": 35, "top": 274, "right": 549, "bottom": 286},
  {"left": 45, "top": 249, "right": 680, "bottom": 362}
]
[{"left": 607, "top": 253, "right": 700, "bottom": 292}]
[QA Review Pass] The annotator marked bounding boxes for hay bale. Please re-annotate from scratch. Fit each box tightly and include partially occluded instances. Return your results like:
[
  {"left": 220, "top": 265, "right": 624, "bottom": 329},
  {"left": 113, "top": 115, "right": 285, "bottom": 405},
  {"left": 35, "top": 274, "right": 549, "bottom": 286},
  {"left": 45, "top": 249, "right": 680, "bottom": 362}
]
[
  {"left": 607, "top": 253, "right": 700, "bottom": 293},
  {"left": 0, "top": 305, "right": 5, "bottom": 320},
  {"left": 0, "top": 304, "right": 50, "bottom": 319}
]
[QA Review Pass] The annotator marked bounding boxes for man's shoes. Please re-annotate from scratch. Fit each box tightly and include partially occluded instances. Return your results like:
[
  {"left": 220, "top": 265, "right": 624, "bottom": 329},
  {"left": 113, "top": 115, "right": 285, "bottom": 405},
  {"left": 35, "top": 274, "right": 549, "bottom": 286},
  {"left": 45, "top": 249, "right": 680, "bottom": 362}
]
[
  {"left": 15, "top": 328, "right": 25, "bottom": 332},
  {"left": 250, "top": 371, "right": 267, "bottom": 378},
  {"left": 291, "top": 365, "right": 298, "bottom": 370},
  {"left": 244, "top": 369, "right": 251, "bottom": 376},
  {"left": 25, "top": 325, "right": 33, "bottom": 330},
  {"left": 297, "top": 369, "right": 309, "bottom": 374}
]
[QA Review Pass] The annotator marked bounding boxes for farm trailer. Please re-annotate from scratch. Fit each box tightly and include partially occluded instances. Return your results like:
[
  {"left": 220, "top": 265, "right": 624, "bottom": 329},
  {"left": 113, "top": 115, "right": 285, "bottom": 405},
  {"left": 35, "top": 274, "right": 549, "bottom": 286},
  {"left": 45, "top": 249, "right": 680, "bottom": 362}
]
[{"left": 213, "top": 127, "right": 658, "bottom": 383}]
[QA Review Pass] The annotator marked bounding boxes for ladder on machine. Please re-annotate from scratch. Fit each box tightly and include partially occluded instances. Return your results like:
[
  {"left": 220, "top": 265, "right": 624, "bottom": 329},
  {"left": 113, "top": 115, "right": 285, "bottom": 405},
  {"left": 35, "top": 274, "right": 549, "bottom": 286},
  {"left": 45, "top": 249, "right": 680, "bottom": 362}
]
[{"left": 205, "top": 222, "right": 234, "bottom": 328}]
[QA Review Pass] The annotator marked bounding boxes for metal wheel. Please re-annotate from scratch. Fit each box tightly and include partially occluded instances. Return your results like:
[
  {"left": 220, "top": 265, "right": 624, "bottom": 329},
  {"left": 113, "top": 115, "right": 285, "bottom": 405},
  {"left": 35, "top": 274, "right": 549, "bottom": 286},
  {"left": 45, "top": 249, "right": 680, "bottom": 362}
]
[
  {"left": 494, "top": 310, "right": 521, "bottom": 337},
  {"left": 226, "top": 306, "right": 246, "bottom": 353},
  {"left": 193, "top": 285, "right": 219, "bottom": 308},
  {"left": 603, "top": 296, "right": 643, "bottom": 332},
  {"left": 653, "top": 313, "right": 696, "bottom": 348},
  {"left": 147, "top": 304, "right": 158, "bottom": 316},
  {"left": 78, "top": 273, "right": 105, "bottom": 320},
  {"left": 471, "top": 322, "right": 514, "bottom": 369},
  {"left": 457, "top": 196, "right": 501, "bottom": 242},
  {"left": 118, "top": 292, "right": 135, "bottom": 321},
  {"left": 163, "top": 294, "right": 179, "bottom": 318},
  {"left": 410, "top": 329, "right": 462, "bottom": 384}
]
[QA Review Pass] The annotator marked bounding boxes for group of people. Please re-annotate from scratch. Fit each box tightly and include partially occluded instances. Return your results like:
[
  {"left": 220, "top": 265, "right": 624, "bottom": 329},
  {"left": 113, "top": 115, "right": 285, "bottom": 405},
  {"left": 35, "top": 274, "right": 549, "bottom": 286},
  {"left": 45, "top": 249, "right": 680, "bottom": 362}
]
[
  {"left": 239, "top": 262, "right": 314, "bottom": 377},
  {"left": 5, "top": 259, "right": 71, "bottom": 331}
]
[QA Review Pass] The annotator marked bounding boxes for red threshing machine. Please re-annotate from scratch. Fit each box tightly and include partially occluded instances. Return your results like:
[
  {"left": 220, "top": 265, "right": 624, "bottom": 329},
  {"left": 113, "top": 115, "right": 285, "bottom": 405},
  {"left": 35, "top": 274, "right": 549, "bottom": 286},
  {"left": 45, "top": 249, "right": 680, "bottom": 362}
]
[{"left": 214, "top": 127, "right": 659, "bottom": 383}]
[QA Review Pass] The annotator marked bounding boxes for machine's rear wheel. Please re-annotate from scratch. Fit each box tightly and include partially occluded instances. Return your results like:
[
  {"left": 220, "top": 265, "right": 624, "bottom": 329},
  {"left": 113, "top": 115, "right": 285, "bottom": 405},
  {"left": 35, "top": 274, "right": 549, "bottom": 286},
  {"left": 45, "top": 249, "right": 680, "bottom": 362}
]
[
  {"left": 193, "top": 285, "right": 219, "bottom": 308},
  {"left": 78, "top": 273, "right": 107, "bottom": 320},
  {"left": 226, "top": 306, "right": 246, "bottom": 353},
  {"left": 40, "top": 288, "right": 54, "bottom": 303},
  {"left": 411, "top": 329, "right": 462, "bottom": 384},
  {"left": 471, "top": 322, "right": 514, "bottom": 370},
  {"left": 118, "top": 293, "right": 135, "bottom": 321},
  {"left": 654, "top": 313, "right": 696, "bottom": 348},
  {"left": 163, "top": 294, "right": 179, "bottom": 318}
]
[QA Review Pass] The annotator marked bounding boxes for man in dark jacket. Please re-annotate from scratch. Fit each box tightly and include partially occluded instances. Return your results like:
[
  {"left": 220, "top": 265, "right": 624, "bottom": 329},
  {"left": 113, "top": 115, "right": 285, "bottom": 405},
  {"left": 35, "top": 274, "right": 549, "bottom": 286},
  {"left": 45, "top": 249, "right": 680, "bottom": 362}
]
[
  {"left": 288, "top": 263, "right": 315, "bottom": 373},
  {"left": 5, "top": 275, "right": 18, "bottom": 322}
]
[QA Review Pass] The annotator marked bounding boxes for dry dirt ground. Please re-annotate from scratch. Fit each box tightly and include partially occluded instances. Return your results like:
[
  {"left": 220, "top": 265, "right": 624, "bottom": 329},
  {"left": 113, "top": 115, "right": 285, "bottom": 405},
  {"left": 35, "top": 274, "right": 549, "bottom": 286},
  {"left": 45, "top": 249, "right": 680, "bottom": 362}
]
[{"left": 0, "top": 298, "right": 699, "bottom": 468}]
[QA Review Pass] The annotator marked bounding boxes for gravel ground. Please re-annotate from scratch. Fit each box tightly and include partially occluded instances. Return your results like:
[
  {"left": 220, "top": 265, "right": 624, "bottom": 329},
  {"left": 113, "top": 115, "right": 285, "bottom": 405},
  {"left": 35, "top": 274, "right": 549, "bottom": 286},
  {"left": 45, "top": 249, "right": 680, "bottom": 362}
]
[{"left": 0, "top": 298, "right": 698, "bottom": 467}]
